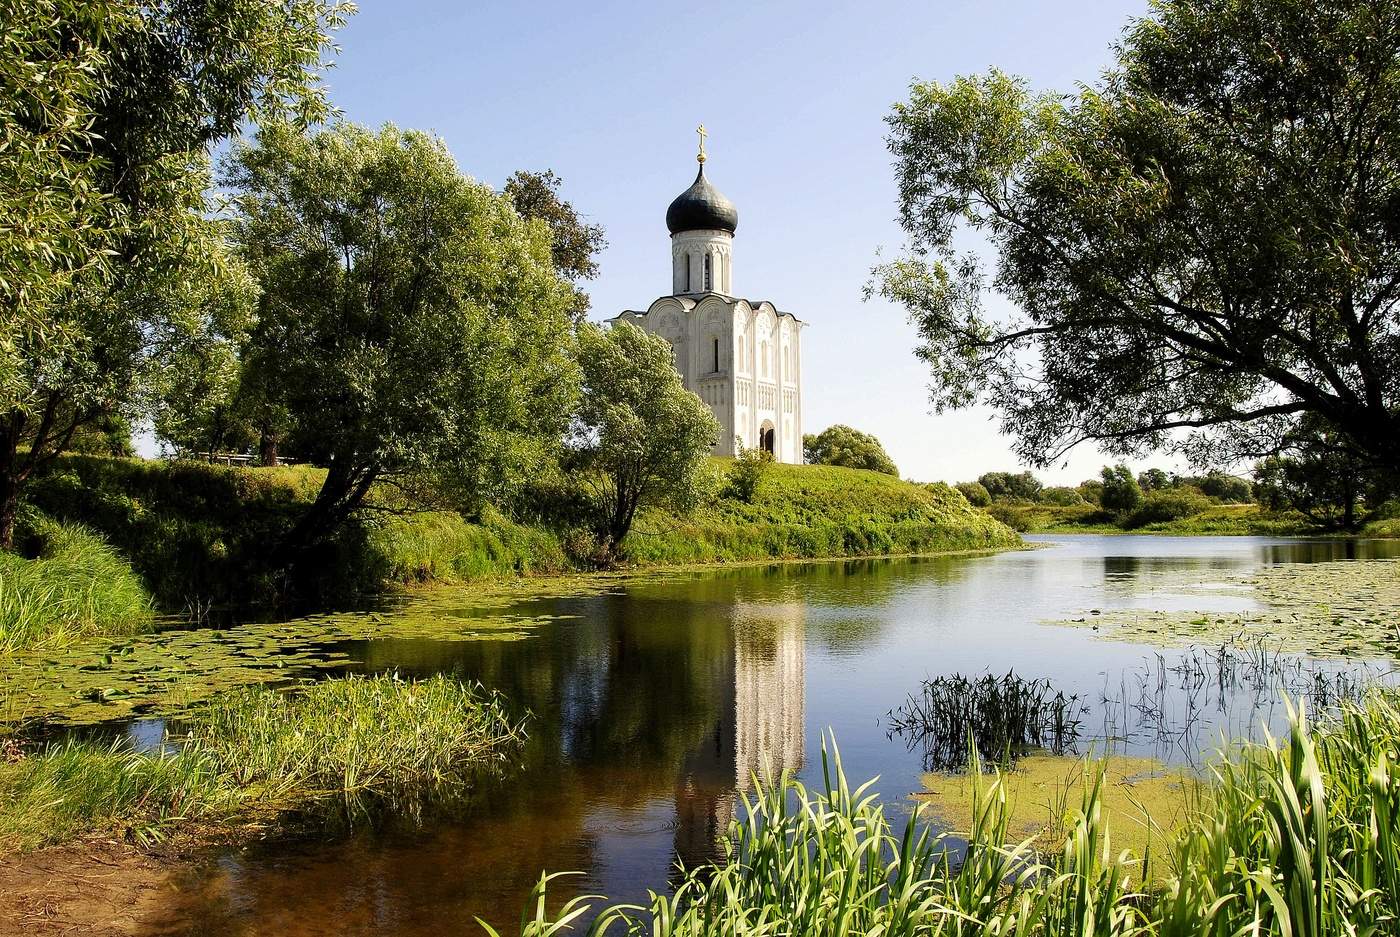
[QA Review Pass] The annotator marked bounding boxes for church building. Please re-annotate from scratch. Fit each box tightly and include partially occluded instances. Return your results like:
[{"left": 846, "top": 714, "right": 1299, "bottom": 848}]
[{"left": 612, "top": 129, "right": 805, "bottom": 464}]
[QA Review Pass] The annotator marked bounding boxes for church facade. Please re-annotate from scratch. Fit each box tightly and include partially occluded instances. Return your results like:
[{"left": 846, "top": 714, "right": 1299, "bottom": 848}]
[{"left": 612, "top": 133, "right": 804, "bottom": 464}]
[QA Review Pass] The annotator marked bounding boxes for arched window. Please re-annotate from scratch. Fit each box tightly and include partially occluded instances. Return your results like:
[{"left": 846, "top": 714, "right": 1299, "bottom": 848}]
[
  {"left": 685, "top": 254, "right": 692, "bottom": 292},
  {"left": 704, "top": 254, "right": 712, "bottom": 291},
  {"left": 738, "top": 335, "right": 745, "bottom": 367},
  {"left": 760, "top": 341, "right": 768, "bottom": 377},
  {"left": 712, "top": 337, "right": 720, "bottom": 372}
]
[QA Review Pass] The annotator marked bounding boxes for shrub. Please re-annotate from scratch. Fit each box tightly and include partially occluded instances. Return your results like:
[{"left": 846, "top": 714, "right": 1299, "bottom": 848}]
[
  {"left": 1125, "top": 488, "right": 1213, "bottom": 527},
  {"left": 977, "top": 470, "right": 1042, "bottom": 502},
  {"left": 955, "top": 481, "right": 991, "bottom": 507},
  {"left": 803, "top": 425, "right": 899, "bottom": 475},
  {"left": 986, "top": 502, "right": 1031, "bottom": 532},
  {"left": 1039, "top": 485, "right": 1084, "bottom": 506},
  {"left": 725, "top": 446, "right": 772, "bottom": 504}
]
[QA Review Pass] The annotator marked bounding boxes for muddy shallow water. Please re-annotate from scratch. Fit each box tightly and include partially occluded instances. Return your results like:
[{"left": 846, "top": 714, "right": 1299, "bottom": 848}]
[{"left": 52, "top": 536, "right": 1400, "bottom": 935}]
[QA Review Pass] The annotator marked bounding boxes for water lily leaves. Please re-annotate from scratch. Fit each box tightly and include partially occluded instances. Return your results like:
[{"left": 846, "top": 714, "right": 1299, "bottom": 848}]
[
  {"left": 0, "top": 580, "right": 589, "bottom": 728},
  {"left": 1054, "top": 559, "right": 1400, "bottom": 659}
]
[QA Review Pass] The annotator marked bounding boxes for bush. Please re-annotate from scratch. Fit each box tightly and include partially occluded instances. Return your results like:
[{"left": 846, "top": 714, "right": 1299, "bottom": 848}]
[
  {"left": 1077, "top": 479, "right": 1104, "bottom": 505},
  {"left": 1195, "top": 470, "right": 1253, "bottom": 503},
  {"left": 1038, "top": 485, "right": 1084, "bottom": 506},
  {"left": 803, "top": 425, "right": 899, "bottom": 475},
  {"left": 955, "top": 481, "right": 991, "bottom": 507},
  {"left": 986, "top": 502, "right": 1031, "bottom": 532},
  {"left": 977, "top": 470, "right": 1042, "bottom": 502},
  {"left": 1125, "top": 488, "right": 1212, "bottom": 527},
  {"left": 725, "top": 446, "right": 772, "bottom": 504}
]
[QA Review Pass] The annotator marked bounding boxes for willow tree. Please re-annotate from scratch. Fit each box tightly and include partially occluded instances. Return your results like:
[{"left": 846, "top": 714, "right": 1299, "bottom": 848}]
[
  {"left": 874, "top": 0, "right": 1400, "bottom": 479},
  {"left": 0, "top": 0, "right": 351, "bottom": 546},
  {"left": 228, "top": 123, "right": 579, "bottom": 561}
]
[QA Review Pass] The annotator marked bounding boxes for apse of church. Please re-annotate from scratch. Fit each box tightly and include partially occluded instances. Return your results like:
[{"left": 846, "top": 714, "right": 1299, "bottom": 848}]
[{"left": 612, "top": 127, "right": 805, "bottom": 464}]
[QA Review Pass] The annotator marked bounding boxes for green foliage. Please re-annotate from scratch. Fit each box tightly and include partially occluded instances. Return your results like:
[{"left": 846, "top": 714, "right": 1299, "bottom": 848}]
[
  {"left": 874, "top": 0, "right": 1400, "bottom": 475},
  {"left": 571, "top": 323, "right": 720, "bottom": 553},
  {"left": 724, "top": 445, "right": 772, "bottom": 504},
  {"left": 976, "top": 470, "right": 1042, "bottom": 502},
  {"left": 1100, "top": 463, "right": 1143, "bottom": 514},
  {"left": 186, "top": 674, "right": 524, "bottom": 827},
  {"left": 1077, "top": 479, "right": 1104, "bottom": 505},
  {"left": 0, "top": 0, "right": 351, "bottom": 547},
  {"left": 227, "top": 122, "right": 580, "bottom": 557},
  {"left": 802, "top": 425, "right": 899, "bottom": 476},
  {"left": 1137, "top": 468, "right": 1170, "bottom": 492},
  {"left": 503, "top": 170, "right": 606, "bottom": 319},
  {"left": 1038, "top": 485, "right": 1084, "bottom": 506},
  {"left": 1124, "top": 487, "right": 1212, "bottom": 528},
  {"left": 511, "top": 693, "right": 1400, "bottom": 935},
  {"left": 1192, "top": 470, "right": 1252, "bottom": 503},
  {"left": 0, "top": 674, "right": 524, "bottom": 850},
  {"left": 623, "top": 464, "right": 1018, "bottom": 564},
  {"left": 955, "top": 480, "right": 990, "bottom": 507},
  {"left": 364, "top": 508, "right": 568, "bottom": 584},
  {"left": 0, "top": 515, "right": 152, "bottom": 652}
]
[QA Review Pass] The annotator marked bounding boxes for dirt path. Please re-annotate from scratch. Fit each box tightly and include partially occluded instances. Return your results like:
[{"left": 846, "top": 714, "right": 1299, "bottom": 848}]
[{"left": 0, "top": 841, "right": 203, "bottom": 936}]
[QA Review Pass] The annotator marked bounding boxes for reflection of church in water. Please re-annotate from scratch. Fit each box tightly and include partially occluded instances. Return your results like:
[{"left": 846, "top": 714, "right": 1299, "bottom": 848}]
[{"left": 672, "top": 603, "right": 806, "bottom": 870}]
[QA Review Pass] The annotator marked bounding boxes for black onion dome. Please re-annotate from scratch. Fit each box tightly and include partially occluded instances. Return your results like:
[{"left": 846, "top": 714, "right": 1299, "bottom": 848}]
[{"left": 665, "top": 166, "right": 738, "bottom": 235}]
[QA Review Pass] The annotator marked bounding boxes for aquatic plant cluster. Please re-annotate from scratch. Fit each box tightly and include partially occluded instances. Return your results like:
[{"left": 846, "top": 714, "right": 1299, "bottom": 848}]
[
  {"left": 1062, "top": 558, "right": 1400, "bottom": 658},
  {"left": 0, "top": 674, "right": 524, "bottom": 851},
  {"left": 507, "top": 692, "right": 1400, "bottom": 935},
  {"left": 887, "top": 671, "right": 1086, "bottom": 771}
]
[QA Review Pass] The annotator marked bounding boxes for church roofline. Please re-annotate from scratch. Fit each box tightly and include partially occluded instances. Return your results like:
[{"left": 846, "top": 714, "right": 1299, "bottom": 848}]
[{"left": 611, "top": 293, "right": 802, "bottom": 324}]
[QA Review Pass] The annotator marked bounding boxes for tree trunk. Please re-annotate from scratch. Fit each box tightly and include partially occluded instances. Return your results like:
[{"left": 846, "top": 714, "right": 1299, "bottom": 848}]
[
  {"left": 0, "top": 426, "right": 20, "bottom": 550},
  {"left": 259, "top": 426, "right": 279, "bottom": 467}
]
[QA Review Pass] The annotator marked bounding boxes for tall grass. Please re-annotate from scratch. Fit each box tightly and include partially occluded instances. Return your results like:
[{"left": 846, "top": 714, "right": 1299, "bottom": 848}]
[
  {"left": 189, "top": 673, "right": 527, "bottom": 824},
  {"left": 0, "top": 674, "right": 526, "bottom": 851},
  {"left": 0, "top": 517, "right": 152, "bottom": 652},
  {"left": 499, "top": 691, "right": 1400, "bottom": 936}
]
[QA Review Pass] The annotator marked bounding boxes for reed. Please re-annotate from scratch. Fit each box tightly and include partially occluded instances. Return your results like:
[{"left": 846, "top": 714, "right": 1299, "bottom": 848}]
[
  {"left": 887, "top": 670, "right": 1086, "bottom": 771},
  {"left": 0, "top": 674, "right": 526, "bottom": 851},
  {"left": 502, "top": 689, "right": 1400, "bottom": 936},
  {"left": 0, "top": 519, "right": 152, "bottom": 652}
]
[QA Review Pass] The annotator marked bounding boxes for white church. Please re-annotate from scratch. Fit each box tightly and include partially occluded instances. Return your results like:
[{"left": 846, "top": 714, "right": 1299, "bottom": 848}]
[{"left": 612, "top": 130, "right": 804, "bottom": 464}]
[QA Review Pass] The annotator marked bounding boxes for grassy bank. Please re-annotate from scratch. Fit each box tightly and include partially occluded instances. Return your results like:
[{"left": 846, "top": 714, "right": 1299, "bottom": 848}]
[
  {"left": 4, "top": 455, "right": 1016, "bottom": 650},
  {"left": 623, "top": 463, "right": 1016, "bottom": 564},
  {"left": 988, "top": 500, "right": 1322, "bottom": 535},
  {"left": 514, "top": 691, "right": 1400, "bottom": 935},
  {"left": 0, "top": 674, "right": 523, "bottom": 852}
]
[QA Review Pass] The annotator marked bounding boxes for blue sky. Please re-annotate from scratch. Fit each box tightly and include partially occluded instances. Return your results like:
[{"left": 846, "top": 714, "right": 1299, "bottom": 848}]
[{"left": 315, "top": 0, "right": 1164, "bottom": 484}]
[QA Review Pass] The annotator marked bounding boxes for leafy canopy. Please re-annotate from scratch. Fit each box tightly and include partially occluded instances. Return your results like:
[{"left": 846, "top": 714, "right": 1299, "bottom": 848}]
[
  {"left": 803, "top": 425, "right": 899, "bottom": 476},
  {"left": 571, "top": 322, "right": 720, "bottom": 552},
  {"left": 874, "top": 0, "right": 1400, "bottom": 477},
  {"left": 0, "top": 0, "right": 351, "bottom": 545},
  {"left": 227, "top": 122, "right": 579, "bottom": 555}
]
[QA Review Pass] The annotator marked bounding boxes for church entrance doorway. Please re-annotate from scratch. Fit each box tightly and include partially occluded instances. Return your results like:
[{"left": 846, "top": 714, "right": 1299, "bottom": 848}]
[{"left": 760, "top": 422, "right": 775, "bottom": 456}]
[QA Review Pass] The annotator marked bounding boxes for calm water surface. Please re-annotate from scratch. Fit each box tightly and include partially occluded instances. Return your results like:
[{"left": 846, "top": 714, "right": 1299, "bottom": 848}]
[{"left": 159, "top": 535, "right": 1400, "bottom": 936}]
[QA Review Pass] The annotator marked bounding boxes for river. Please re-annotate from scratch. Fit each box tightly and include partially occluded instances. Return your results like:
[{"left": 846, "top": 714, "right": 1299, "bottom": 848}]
[{"left": 153, "top": 535, "right": 1400, "bottom": 935}]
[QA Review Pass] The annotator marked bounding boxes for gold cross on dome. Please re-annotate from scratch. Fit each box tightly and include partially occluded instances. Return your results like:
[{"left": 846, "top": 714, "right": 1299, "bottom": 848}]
[{"left": 696, "top": 124, "right": 707, "bottom": 163}]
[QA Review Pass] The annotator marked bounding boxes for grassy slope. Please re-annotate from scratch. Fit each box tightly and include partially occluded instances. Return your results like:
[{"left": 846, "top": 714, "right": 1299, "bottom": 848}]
[
  {"left": 623, "top": 462, "right": 1018, "bottom": 564},
  {"left": 6, "top": 456, "right": 1017, "bottom": 646}
]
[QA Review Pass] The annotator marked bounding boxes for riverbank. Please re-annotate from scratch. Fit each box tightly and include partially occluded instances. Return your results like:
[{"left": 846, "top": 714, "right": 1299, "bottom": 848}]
[
  {"left": 3, "top": 454, "right": 1016, "bottom": 652},
  {"left": 986, "top": 500, "right": 1400, "bottom": 537}
]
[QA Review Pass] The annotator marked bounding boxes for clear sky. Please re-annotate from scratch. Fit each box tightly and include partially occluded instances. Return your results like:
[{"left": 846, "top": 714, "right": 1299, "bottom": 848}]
[{"left": 305, "top": 0, "right": 1172, "bottom": 485}]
